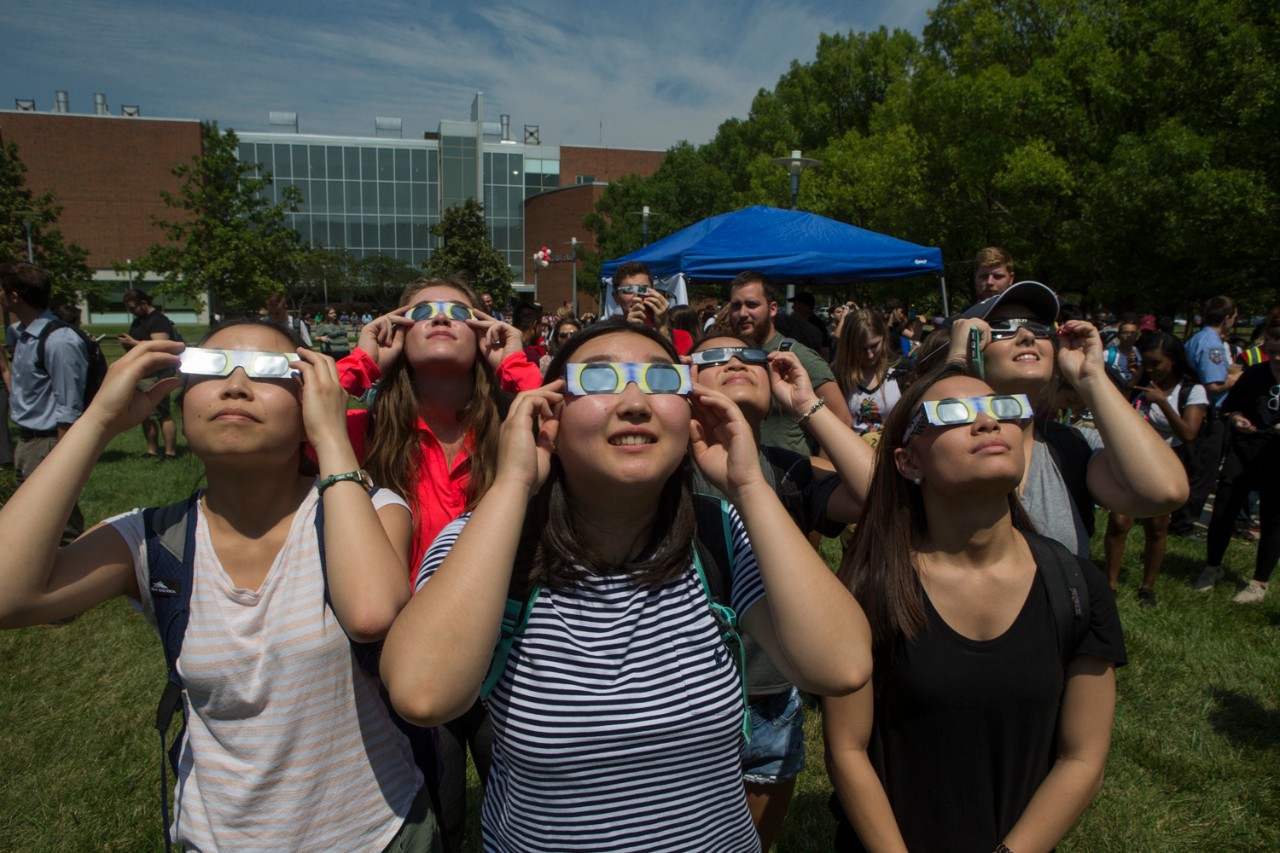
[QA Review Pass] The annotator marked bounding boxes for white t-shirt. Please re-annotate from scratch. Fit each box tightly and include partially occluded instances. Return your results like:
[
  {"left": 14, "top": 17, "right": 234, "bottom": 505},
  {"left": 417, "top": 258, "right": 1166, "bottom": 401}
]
[
  {"left": 418, "top": 509, "right": 767, "bottom": 852},
  {"left": 110, "top": 488, "right": 420, "bottom": 852},
  {"left": 1135, "top": 381, "right": 1208, "bottom": 446},
  {"left": 846, "top": 376, "right": 903, "bottom": 437}
]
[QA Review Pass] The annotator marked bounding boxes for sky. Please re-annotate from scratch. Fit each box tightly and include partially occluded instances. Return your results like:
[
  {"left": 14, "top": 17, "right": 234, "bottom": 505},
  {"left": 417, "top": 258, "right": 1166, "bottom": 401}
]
[{"left": 5, "top": 0, "right": 934, "bottom": 151}]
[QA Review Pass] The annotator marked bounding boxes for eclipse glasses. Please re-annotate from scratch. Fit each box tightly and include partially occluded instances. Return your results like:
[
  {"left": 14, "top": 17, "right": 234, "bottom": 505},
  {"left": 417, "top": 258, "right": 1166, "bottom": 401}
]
[
  {"left": 902, "top": 393, "right": 1033, "bottom": 443},
  {"left": 179, "top": 348, "right": 301, "bottom": 379},
  {"left": 690, "top": 347, "right": 769, "bottom": 368},
  {"left": 565, "top": 362, "right": 692, "bottom": 396},
  {"left": 986, "top": 318, "right": 1055, "bottom": 341},
  {"left": 408, "top": 301, "right": 477, "bottom": 323}
]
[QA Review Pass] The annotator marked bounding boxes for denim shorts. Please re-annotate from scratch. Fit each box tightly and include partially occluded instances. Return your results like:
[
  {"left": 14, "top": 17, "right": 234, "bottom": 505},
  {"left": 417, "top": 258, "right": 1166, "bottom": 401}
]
[{"left": 742, "top": 685, "right": 806, "bottom": 784}]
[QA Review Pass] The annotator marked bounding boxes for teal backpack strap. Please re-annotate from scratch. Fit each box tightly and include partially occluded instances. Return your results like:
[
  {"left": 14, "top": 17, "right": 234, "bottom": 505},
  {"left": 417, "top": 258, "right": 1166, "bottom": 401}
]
[
  {"left": 691, "top": 537, "right": 747, "bottom": 737},
  {"left": 480, "top": 586, "right": 540, "bottom": 700}
]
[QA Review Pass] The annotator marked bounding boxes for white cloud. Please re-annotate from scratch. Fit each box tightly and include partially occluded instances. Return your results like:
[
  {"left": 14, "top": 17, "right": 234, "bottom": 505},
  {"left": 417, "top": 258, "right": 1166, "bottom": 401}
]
[{"left": 5, "top": 0, "right": 935, "bottom": 149}]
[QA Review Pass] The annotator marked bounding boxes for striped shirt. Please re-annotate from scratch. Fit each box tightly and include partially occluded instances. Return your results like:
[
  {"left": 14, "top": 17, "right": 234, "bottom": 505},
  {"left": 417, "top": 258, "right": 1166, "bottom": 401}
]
[
  {"left": 418, "top": 510, "right": 767, "bottom": 852},
  {"left": 111, "top": 488, "right": 421, "bottom": 852}
]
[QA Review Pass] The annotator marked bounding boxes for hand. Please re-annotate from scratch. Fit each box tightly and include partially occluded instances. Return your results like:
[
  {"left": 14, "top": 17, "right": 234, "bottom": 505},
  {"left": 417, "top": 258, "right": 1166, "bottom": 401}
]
[
  {"left": 496, "top": 383, "right": 563, "bottom": 498},
  {"left": 293, "top": 348, "right": 350, "bottom": 452},
  {"left": 468, "top": 311, "right": 524, "bottom": 371},
  {"left": 689, "top": 386, "right": 763, "bottom": 498},
  {"left": 1136, "top": 384, "right": 1169, "bottom": 406},
  {"left": 1057, "top": 320, "right": 1105, "bottom": 388},
  {"left": 768, "top": 350, "right": 820, "bottom": 418},
  {"left": 1230, "top": 414, "right": 1258, "bottom": 434},
  {"left": 356, "top": 307, "right": 414, "bottom": 372},
  {"left": 116, "top": 333, "right": 140, "bottom": 349},
  {"left": 82, "top": 340, "right": 183, "bottom": 436},
  {"left": 947, "top": 318, "right": 991, "bottom": 367}
]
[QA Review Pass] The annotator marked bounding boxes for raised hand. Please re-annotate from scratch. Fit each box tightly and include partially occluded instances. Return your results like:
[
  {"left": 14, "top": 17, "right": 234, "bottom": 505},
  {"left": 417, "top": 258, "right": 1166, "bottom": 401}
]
[
  {"left": 689, "top": 386, "right": 763, "bottom": 498},
  {"left": 293, "top": 348, "right": 350, "bottom": 452},
  {"left": 497, "top": 382, "right": 564, "bottom": 498},
  {"left": 1057, "top": 319, "right": 1105, "bottom": 388},
  {"left": 768, "top": 350, "right": 820, "bottom": 418},
  {"left": 82, "top": 339, "right": 183, "bottom": 436},
  {"left": 356, "top": 306, "right": 414, "bottom": 372},
  {"left": 468, "top": 311, "right": 524, "bottom": 371}
]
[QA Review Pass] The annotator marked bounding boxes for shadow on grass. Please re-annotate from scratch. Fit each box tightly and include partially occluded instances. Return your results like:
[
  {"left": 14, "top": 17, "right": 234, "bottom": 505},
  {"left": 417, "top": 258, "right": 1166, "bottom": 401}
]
[
  {"left": 1208, "top": 688, "right": 1280, "bottom": 749},
  {"left": 1161, "top": 552, "right": 1214, "bottom": 585}
]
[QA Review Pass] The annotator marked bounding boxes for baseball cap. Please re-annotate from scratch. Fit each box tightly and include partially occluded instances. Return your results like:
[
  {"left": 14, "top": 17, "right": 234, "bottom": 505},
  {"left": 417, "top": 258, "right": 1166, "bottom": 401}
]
[
  {"left": 1139, "top": 314, "right": 1157, "bottom": 332},
  {"left": 959, "top": 280, "right": 1059, "bottom": 325}
]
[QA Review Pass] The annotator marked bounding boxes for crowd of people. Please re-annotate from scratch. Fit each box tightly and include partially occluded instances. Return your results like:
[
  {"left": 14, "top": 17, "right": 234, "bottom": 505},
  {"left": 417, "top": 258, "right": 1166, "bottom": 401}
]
[{"left": 0, "top": 252, "right": 1275, "bottom": 852}]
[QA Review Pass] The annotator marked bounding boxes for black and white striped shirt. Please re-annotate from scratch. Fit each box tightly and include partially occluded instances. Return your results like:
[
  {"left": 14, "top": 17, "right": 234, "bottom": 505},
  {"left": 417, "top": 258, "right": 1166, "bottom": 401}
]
[{"left": 418, "top": 509, "right": 767, "bottom": 852}]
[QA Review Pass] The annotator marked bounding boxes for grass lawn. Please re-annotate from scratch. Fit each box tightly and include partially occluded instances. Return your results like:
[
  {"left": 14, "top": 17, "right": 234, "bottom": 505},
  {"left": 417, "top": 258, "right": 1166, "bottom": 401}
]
[{"left": 0, "top": 346, "right": 1276, "bottom": 848}]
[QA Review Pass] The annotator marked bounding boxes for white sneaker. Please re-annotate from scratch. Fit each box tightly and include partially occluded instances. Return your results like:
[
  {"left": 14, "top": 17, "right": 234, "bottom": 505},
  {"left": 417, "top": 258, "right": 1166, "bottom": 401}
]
[
  {"left": 1232, "top": 580, "right": 1269, "bottom": 604},
  {"left": 1193, "top": 565, "right": 1225, "bottom": 592}
]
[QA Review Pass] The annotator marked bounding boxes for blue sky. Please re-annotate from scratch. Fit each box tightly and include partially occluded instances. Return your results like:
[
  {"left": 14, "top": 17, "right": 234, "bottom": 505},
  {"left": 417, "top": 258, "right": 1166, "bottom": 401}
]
[{"left": 6, "top": 0, "right": 934, "bottom": 150}]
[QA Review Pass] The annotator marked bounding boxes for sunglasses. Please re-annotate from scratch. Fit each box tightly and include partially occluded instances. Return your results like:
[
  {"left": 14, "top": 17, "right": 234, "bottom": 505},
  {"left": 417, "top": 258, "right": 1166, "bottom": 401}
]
[
  {"left": 408, "top": 301, "right": 477, "bottom": 323},
  {"left": 179, "top": 348, "right": 301, "bottom": 379},
  {"left": 565, "top": 362, "right": 693, "bottom": 396},
  {"left": 902, "top": 393, "right": 1034, "bottom": 444},
  {"left": 986, "top": 318, "right": 1055, "bottom": 341},
  {"left": 690, "top": 347, "right": 769, "bottom": 368}
]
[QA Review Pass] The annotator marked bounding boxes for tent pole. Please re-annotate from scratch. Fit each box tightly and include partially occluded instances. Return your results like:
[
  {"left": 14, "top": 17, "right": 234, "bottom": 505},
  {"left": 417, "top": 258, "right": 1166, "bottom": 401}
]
[{"left": 939, "top": 274, "right": 949, "bottom": 316}]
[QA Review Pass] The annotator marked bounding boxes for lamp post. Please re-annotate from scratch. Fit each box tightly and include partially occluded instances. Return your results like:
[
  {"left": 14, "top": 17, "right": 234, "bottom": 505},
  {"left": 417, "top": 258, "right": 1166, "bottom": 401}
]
[
  {"left": 14, "top": 210, "right": 36, "bottom": 262},
  {"left": 631, "top": 205, "right": 654, "bottom": 245},
  {"left": 569, "top": 238, "right": 579, "bottom": 319},
  {"left": 770, "top": 149, "right": 821, "bottom": 210}
]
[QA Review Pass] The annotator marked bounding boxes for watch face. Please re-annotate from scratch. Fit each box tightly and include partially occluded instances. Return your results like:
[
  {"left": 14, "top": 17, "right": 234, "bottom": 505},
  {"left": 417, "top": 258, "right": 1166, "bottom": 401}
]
[{"left": 358, "top": 469, "right": 375, "bottom": 491}]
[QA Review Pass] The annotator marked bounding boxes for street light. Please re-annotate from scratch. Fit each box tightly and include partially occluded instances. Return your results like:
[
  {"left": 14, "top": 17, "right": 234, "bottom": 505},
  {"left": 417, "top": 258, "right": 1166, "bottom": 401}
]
[
  {"left": 631, "top": 205, "right": 655, "bottom": 245},
  {"left": 568, "top": 238, "right": 579, "bottom": 318},
  {"left": 14, "top": 209, "right": 37, "bottom": 262},
  {"left": 770, "top": 149, "right": 821, "bottom": 210}
]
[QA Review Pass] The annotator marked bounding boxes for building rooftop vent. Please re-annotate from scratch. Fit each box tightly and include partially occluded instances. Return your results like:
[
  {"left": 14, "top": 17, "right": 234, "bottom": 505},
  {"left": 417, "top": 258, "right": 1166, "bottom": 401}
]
[
  {"left": 524, "top": 125, "right": 540, "bottom": 145},
  {"left": 375, "top": 116, "right": 403, "bottom": 138},
  {"left": 121, "top": 105, "right": 141, "bottom": 117},
  {"left": 93, "top": 93, "right": 109, "bottom": 115},
  {"left": 269, "top": 111, "right": 299, "bottom": 133},
  {"left": 15, "top": 98, "right": 36, "bottom": 111},
  {"left": 55, "top": 91, "right": 69, "bottom": 113}
]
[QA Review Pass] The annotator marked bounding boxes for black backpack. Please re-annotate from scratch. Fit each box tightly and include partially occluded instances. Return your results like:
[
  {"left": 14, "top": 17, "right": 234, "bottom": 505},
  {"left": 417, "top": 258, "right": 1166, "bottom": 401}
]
[
  {"left": 1039, "top": 419, "right": 1098, "bottom": 539},
  {"left": 34, "top": 320, "right": 108, "bottom": 408}
]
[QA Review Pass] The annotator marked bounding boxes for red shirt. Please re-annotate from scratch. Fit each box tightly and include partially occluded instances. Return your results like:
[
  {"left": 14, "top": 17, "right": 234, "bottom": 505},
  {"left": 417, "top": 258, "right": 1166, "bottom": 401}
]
[{"left": 337, "top": 347, "right": 542, "bottom": 583}]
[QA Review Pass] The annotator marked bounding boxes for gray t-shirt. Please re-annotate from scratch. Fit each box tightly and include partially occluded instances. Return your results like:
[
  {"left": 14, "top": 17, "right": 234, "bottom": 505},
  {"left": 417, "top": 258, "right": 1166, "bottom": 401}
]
[{"left": 1020, "top": 427, "right": 1104, "bottom": 559}]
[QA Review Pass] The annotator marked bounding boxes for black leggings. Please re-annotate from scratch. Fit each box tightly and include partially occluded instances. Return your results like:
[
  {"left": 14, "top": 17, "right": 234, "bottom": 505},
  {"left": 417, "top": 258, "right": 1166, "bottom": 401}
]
[
  {"left": 436, "top": 698, "right": 494, "bottom": 853},
  {"left": 1207, "top": 439, "right": 1280, "bottom": 583}
]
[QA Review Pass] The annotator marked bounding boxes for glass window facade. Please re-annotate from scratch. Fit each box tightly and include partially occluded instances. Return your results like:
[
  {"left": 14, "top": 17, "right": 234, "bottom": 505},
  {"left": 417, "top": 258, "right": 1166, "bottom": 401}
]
[{"left": 238, "top": 128, "right": 566, "bottom": 281}]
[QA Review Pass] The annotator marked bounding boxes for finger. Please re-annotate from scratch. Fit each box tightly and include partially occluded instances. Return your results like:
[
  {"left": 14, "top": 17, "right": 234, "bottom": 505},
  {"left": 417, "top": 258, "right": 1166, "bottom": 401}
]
[{"left": 148, "top": 376, "right": 183, "bottom": 403}]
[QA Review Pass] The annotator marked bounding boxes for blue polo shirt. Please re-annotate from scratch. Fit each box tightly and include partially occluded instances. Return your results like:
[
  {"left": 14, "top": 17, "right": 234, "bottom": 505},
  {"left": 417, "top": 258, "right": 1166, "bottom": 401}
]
[
  {"left": 1185, "top": 326, "right": 1230, "bottom": 408},
  {"left": 11, "top": 311, "right": 88, "bottom": 431}
]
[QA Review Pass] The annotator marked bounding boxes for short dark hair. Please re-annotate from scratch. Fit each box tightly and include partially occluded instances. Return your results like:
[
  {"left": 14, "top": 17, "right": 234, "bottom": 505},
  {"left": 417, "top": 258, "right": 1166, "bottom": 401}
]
[
  {"left": 728, "top": 270, "right": 778, "bottom": 303},
  {"left": 0, "top": 262, "right": 52, "bottom": 310},
  {"left": 613, "top": 261, "right": 653, "bottom": 287},
  {"left": 1202, "top": 296, "right": 1238, "bottom": 327},
  {"left": 511, "top": 300, "right": 542, "bottom": 332},
  {"left": 122, "top": 288, "right": 153, "bottom": 306}
]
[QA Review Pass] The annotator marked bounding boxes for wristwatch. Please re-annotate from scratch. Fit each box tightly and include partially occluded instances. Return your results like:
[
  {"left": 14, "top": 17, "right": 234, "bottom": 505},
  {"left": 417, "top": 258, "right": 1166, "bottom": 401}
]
[{"left": 317, "top": 468, "right": 375, "bottom": 495}]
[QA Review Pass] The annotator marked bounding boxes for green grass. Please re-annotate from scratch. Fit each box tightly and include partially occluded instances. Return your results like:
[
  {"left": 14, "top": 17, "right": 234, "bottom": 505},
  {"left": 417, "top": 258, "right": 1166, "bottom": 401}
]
[{"left": 1, "top": 425, "right": 1277, "bottom": 850}]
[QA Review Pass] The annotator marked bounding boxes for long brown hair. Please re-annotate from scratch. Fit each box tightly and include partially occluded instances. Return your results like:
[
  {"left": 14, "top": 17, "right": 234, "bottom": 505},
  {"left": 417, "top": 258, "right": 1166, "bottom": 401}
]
[
  {"left": 833, "top": 308, "right": 899, "bottom": 399},
  {"left": 514, "top": 318, "right": 696, "bottom": 593},
  {"left": 363, "top": 279, "right": 502, "bottom": 522},
  {"left": 837, "top": 362, "right": 1035, "bottom": 649}
]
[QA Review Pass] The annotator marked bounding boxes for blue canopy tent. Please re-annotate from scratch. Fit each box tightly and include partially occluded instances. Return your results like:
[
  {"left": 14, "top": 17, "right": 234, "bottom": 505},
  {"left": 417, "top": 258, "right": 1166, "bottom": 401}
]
[{"left": 601, "top": 205, "right": 950, "bottom": 313}]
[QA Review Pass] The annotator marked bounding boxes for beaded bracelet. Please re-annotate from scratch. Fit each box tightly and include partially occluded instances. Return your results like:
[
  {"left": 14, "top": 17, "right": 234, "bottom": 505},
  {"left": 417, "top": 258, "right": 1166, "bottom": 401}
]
[{"left": 794, "top": 397, "right": 826, "bottom": 426}]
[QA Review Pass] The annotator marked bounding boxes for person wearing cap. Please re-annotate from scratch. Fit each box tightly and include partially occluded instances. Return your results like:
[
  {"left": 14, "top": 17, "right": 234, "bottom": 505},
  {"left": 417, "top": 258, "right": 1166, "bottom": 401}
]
[
  {"left": 973, "top": 247, "right": 1015, "bottom": 300},
  {"left": 787, "top": 291, "right": 832, "bottom": 360},
  {"left": 1102, "top": 313, "right": 1143, "bottom": 389},
  {"left": 727, "top": 270, "right": 852, "bottom": 456},
  {"left": 948, "top": 281, "right": 1188, "bottom": 559}
]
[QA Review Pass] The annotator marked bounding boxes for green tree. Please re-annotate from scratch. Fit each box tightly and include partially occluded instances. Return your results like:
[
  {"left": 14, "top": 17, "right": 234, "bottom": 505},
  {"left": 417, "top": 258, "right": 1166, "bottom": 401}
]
[
  {"left": 131, "top": 122, "right": 302, "bottom": 315},
  {"left": 422, "top": 198, "right": 513, "bottom": 304},
  {"left": 291, "top": 245, "right": 358, "bottom": 310},
  {"left": 358, "top": 253, "right": 422, "bottom": 307},
  {"left": 0, "top": 139, "right": 96, "bottom": 308}
]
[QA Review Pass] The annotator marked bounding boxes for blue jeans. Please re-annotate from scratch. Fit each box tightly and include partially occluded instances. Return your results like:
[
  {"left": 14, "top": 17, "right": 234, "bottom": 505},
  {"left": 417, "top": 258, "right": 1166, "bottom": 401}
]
[{"left": 742, "top": 686, "right": 806, "bottom": 784}]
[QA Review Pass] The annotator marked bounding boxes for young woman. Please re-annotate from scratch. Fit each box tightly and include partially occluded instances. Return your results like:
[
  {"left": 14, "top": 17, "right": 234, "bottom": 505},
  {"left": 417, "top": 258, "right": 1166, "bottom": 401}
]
[
  {"left": 539, "top": 316, "right": 583, "bottom": 373},
  {"left": 381, "top": 318, "right": 871, "bottom": 852},
  {"left": 337, "top": 279, "right": 540, "bottom": 579},
  {"left": 1102, "top": 315, "right": 1143, "bottom": 388},
  {"left": 825, "top": 364, "right": 1126, "bottom": 853},
  {"left": 1104, "top": 333, "right": 1206, "bottom": 606},
  {"left": 833, "top": 308, "right": 906, "bottom": 443},
  {"left": 1197, "top": 325, "right": 1280, "bottom": 603},
  {"left": 339, "top": 278, "right": 540, "bottom": 851},
  {"left": 314, "top": 306, "right": 352, "bottom": 359},
  {"left": 0, "top": 322, "right": 434, "bottom": 851}
]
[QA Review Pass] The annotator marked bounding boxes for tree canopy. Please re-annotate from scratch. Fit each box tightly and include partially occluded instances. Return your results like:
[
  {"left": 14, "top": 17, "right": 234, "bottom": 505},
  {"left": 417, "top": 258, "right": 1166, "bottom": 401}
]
[
  {"left": 423, "top": 198, "right": 514, "bottom": 304},
  {"left": 0, "top": 140, "right": 95, "bottom": 308},
  {"left": 131, "top": 122, "right": 302, "bottom": 315},
  {"left": 587, "top": 0, "right": 1280, "bottom": 315}
]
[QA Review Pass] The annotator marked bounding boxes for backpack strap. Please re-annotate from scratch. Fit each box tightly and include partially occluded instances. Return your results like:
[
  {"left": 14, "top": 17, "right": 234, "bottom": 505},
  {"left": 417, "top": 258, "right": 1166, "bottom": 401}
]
[
  {"left": 142, "top": 494, "right": 199, "bottom": 853},
  {"left": 1039, "top": 420, "right": 1097, "bottom": 538},
  {"left": 1023, "top": 532, "right": 1091, "bottom": 665},
  {"left": 33, "top": 318, "right": 67, "bottom": 375},
  {"left": 479, "top": 586, "right": 540, "bottom": 700},
  {"left": 691, "top": 493, "right": 750, "bottom": 740}
]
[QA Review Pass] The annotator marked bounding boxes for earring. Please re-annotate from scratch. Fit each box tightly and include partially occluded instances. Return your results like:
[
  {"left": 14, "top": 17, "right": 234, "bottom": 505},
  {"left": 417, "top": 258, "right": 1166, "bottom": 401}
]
[{"left": 913, "top": 477, "right": 922, "bottom": 485}]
